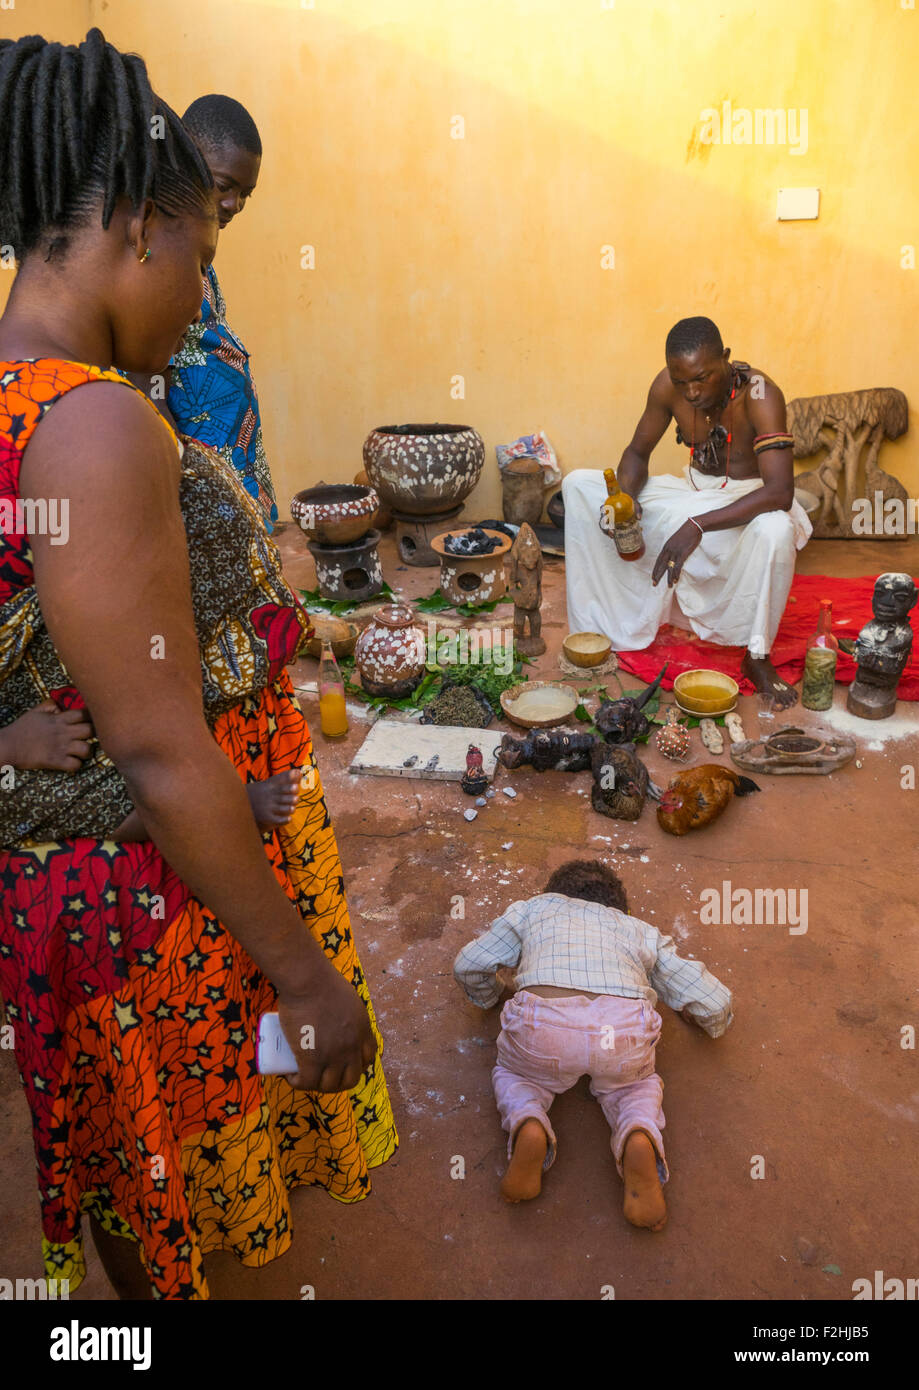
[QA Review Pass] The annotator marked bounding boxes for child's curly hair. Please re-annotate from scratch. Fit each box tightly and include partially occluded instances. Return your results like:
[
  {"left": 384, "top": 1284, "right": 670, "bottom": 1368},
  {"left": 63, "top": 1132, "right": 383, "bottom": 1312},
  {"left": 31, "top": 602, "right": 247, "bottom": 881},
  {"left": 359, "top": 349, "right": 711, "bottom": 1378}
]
[{"left": 544, "top": 859, "right": 628, "bottom": 912}]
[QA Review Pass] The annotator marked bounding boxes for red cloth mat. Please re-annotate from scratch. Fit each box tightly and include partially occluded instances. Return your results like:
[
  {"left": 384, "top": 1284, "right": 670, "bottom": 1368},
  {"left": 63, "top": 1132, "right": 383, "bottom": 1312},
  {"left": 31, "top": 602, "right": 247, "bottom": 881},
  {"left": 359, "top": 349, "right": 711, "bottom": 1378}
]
[{"left": 616, "top": 572, "right": 919, "bottom": 700}]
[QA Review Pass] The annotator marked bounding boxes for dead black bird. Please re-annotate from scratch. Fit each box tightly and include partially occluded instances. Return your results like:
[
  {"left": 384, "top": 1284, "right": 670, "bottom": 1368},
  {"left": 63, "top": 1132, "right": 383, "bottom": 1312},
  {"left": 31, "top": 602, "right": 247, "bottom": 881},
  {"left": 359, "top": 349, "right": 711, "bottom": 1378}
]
[
  {"left": 498, "top": 728, "right": 597, "bottom": 773},
  {"left": 590, "top": 742, "right": 650, "bottom": 821},
  {"left": 594, "top": 663, "right": 669, "bottom": 745}
]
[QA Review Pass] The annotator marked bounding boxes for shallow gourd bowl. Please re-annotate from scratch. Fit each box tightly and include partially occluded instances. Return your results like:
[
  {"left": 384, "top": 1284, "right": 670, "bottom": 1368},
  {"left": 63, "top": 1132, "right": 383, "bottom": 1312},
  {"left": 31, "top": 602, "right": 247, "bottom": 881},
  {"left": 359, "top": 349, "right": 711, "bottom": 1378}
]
[
  {"left": 673, "top": 668, "right": 739, "bottom": 716},
  {"left": 500, "top": 681, "right": 579, "bottom": 729},
  {"left": 562, "top": 631, "right": 612, "bottom": 668},
  {"left": 303, "top": 616, "right": 359, "bottom": 661}
]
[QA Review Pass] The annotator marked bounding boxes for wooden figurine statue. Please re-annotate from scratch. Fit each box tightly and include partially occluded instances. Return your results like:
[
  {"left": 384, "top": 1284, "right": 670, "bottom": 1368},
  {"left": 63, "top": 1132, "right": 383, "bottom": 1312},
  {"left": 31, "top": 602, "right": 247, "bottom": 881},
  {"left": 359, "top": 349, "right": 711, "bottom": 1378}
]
[
  {"left": 789, "top": 388, "right": 909, "bottom": 538},
  {"left": 461, "top": 744, "right": 489, "bottom": 795},
  {"left": 846, "top": 572, "right": 917, "bottom": 719},
  {"left": 508, "top": 522, "right": 545, "bottom": 656}
]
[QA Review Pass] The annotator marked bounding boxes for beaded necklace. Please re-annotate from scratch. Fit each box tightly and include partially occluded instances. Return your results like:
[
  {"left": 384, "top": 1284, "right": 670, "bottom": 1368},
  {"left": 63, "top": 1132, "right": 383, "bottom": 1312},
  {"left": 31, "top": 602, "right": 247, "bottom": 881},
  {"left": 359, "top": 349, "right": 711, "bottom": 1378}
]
[{"left": 676, "top": 364, "right": 748, "bottom": 490}]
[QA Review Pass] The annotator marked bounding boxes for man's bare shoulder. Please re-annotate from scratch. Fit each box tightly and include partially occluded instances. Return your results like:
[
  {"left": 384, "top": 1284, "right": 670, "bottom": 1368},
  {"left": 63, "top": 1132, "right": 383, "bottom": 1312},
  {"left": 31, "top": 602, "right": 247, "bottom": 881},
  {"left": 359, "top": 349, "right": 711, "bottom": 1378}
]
[
  {"left": 744, "top": 367, "right": 788, "bottom": 433},
  {"left": 649, "top": 366, "right": 675, "bottom": 404},
  {"left": 744, "top": 367, "right": 786, "bottom": 404}
]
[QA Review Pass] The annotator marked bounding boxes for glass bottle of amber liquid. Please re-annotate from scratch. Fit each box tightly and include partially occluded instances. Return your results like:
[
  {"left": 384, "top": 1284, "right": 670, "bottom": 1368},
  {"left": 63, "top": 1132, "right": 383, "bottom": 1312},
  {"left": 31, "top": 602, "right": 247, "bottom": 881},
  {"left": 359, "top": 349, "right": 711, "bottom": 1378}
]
[
  {"left": 602, "top": 467, "right": 645, "bottom": 561},
  {"left": 318, "top": 640, "right": 349, "bottom": 738},
  {"left": 801, "top": 598, "right": 839, "bottom": 711}
]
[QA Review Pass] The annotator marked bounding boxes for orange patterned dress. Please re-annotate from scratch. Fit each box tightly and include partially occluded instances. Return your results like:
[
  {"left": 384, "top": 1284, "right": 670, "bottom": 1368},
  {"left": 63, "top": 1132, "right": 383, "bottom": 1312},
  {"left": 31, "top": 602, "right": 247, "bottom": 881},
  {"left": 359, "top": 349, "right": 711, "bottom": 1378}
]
[{"left": 0, "top": 360, "right": 397, "bottom": 1299}]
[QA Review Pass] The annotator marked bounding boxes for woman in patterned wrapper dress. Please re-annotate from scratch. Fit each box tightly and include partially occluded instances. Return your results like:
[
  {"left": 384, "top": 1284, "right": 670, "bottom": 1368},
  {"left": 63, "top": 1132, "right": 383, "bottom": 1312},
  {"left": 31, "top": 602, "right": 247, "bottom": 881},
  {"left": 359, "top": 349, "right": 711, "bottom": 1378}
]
[{"left": 0, "top": 30, "right": 396, "bottom": 1300}]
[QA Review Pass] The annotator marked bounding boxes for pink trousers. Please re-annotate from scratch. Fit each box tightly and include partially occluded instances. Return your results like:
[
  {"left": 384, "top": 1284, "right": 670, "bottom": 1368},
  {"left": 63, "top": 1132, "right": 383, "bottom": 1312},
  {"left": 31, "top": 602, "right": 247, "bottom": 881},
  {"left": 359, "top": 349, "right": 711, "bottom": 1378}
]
[{"left": 492, "top": 990, "right": 668, "bottom": 1181}]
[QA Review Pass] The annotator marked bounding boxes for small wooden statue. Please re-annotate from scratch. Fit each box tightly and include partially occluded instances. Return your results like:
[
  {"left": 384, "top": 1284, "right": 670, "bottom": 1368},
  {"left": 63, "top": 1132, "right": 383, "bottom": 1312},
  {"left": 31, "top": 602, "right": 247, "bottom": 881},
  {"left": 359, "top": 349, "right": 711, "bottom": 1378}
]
[
  {"left": 461, "top": 744, "right": 489, "bottom": 795},
  {"left": 846, "top": 572, "right": 918, "bottom": 719},
  {"left": 508, "top": 522, "right": 545, "bottom": 656}
]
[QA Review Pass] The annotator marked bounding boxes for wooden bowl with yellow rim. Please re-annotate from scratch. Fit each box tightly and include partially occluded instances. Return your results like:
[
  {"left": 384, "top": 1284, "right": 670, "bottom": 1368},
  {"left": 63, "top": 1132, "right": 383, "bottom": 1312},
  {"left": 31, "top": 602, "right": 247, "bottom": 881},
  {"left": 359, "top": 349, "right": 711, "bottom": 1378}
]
[{"left": 673, "top": 668, "right": 739, "bottom": 716}]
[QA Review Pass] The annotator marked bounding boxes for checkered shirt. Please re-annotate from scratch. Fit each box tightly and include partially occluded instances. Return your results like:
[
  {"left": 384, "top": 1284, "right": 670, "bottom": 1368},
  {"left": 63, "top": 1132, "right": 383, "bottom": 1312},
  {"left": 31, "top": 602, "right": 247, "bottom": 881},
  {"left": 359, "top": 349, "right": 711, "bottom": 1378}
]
[{"left": 453, "top": 893, "right": 733, "bottom": 1037}]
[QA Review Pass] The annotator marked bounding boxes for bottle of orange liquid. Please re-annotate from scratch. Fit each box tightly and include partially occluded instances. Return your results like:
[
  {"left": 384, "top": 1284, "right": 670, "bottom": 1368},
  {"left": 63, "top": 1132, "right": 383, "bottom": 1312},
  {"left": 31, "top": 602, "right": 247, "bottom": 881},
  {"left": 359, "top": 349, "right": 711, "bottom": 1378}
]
[
  {"left": 602, "top": 467, "right": 645, "bottom": 561},
  {"left": 318, "top": 640, "right": 349, "bottom": 738}
]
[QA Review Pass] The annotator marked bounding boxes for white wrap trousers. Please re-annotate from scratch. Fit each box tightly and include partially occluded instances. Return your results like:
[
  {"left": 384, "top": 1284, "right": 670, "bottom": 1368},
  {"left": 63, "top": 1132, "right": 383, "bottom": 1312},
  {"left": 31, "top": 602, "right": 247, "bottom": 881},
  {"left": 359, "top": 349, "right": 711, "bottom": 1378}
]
[{"left": 562, "top": 467, "right": 812, "bottom": 657}]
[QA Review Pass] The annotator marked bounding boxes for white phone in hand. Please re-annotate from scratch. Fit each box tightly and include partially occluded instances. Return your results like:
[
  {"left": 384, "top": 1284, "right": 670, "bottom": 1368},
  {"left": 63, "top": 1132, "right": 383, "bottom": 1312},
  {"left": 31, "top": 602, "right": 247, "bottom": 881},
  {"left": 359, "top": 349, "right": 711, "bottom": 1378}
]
[{"left": 257, "top": 1011, "right": 300, "bottom": 1075}]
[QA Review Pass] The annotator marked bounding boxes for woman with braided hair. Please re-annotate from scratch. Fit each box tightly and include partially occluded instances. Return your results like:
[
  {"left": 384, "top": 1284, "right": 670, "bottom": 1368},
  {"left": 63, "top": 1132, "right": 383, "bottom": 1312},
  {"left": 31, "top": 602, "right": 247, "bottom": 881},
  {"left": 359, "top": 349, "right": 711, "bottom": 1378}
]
[{"left": 0, "top": 29, "right": 396, "bottom": 1299}]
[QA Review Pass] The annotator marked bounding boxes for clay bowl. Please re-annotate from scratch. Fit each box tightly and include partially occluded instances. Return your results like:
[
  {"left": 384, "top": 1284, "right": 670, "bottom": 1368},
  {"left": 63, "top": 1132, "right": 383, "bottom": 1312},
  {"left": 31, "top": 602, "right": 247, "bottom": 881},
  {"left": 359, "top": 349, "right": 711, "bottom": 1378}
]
[
  {"left": 302, "top": 615, "right": 359, "bottom": 661},
  {"left": 500, "top": 681, "right": 579, "bottom": 729},
  {"left": 429, "top": 528, "right": 514, "bottom": 562},
  {"left": 291, "top": 484, "right": 379, "bottom": 545},
  {"left": 674, "top": 668, "right": 739, "bottom": 716},
  {"left": 353, "top": 469, "right": 392, "bottom": 529},
  {"left": 562, "top": 631, "right": 612, "bottom": 668}
]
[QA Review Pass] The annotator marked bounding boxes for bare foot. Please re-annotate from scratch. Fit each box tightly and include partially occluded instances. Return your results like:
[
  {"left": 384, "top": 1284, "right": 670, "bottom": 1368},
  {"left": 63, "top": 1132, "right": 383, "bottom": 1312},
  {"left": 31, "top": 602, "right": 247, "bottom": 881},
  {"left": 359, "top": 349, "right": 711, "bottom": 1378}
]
[
  {"left": 112, "top": 768, "right": 303, "bottom": 844},
  {"left": 247, "top": 768, "right": 302, "bottom": 829},
  {"left": 622, "top": 1130, "right": 667, "bottom": 1231},
  {"left": 741, "top": 651, "right": 798, "bottom": 710},
  {"left": 1, "top": 700, "right": 93, "bottom": 772},
  {"left": 501, "top": 1118, "right": 548, "bottom": 1203}
]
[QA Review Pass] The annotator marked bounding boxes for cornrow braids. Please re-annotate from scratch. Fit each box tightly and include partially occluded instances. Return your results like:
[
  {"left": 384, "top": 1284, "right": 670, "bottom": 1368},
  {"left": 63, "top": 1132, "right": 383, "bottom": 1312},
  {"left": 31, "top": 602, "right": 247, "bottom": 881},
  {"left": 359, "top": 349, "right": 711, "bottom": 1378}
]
[
  {"left": 665, "top": 316, "right": 724, "bottom": 360},
  {"left": 0, "top": 27, "right": 214, "bottom": 262}
]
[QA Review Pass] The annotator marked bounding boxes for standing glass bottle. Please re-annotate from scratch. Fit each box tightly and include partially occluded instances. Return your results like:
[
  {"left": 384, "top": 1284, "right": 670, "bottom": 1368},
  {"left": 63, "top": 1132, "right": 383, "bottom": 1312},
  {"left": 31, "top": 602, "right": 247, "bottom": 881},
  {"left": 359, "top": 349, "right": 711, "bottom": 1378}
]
[
  {"left": 601, "top": 467, "right": 645, "bottom": 561},
  {"left": 318, "top": 640, "right": 349, "bottom": 738},
  {"left": 801, "top": 598, "right": 839, "bottom": 711}
]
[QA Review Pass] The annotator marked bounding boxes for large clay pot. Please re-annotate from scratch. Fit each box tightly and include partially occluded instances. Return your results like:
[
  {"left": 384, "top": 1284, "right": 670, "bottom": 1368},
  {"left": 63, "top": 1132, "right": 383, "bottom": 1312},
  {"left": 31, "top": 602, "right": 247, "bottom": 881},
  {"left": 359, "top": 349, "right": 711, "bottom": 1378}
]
[
  {"left": 354, "top": 603, "right": 427, "bottom": 698},
  {"left": 363, "top": 423, "right": 485, "bottom": 517}
]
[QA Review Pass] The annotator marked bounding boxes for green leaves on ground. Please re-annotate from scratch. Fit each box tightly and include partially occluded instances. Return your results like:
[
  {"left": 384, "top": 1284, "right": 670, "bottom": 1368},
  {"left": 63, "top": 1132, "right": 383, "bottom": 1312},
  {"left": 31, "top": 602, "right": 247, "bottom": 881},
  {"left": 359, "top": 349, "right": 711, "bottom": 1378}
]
[
  {"left": 680, "top": 713, "right": 727, "bottom": 729},
  {"left": 300, "top": 583, "right": 510, "bottom": 621},
  {"left": 433, "top": 647, "right": 524, "bottom": 708},
  {"left": 413, "top": 588, "right": 511, "bottom": 619},
  {"left": 298, "top": 581, "right": 395, "bottom": 616}
]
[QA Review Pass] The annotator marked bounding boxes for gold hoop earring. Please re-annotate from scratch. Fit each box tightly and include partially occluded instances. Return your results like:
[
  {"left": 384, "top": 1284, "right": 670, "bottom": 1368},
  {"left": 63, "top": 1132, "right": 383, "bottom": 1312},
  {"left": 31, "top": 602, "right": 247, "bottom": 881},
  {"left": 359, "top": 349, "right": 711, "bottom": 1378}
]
[{"left": 139, "top": 248, "right": 151, "bottom": 263}]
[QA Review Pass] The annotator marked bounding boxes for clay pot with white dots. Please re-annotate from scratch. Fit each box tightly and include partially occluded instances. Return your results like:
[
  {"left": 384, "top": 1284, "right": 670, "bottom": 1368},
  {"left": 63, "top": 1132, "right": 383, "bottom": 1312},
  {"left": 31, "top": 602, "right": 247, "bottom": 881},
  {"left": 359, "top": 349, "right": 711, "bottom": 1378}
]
[
  {"left": 354, "top": 603, "right": 427, "bottom": 698},
  {"left": 362, "top": 423, "right": 485, "bottom": 516}
]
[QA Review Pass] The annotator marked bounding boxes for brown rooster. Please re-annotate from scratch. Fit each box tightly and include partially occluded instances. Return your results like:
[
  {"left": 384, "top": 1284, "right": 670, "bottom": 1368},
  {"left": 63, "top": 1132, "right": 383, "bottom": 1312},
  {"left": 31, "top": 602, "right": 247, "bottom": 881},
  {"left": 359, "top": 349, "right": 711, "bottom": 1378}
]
[{"left": 656, "top": 763, "right": 760, "bottom": 835}]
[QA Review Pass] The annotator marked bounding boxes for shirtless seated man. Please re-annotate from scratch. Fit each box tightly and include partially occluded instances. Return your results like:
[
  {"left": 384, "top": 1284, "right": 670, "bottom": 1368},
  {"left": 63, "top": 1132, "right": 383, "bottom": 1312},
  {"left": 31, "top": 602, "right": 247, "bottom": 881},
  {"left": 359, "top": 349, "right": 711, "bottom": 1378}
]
[{"left": 563, "top": 316, "right": 812, "bottom": 707}]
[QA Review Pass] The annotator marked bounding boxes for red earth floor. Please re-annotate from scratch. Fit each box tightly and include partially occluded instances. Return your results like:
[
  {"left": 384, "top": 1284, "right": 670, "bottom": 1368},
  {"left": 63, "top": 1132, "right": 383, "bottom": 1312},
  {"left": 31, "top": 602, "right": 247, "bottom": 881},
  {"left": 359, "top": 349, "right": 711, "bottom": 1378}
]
[{"left": 1, "top": 527, "right": 917, "bottom": 1300}]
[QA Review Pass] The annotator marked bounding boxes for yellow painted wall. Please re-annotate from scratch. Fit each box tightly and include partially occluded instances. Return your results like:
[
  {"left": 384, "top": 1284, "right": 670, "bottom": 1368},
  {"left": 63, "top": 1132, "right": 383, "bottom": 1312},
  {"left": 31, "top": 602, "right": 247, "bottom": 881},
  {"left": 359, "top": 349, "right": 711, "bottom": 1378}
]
[{"left": 3, "top": 0, "right": 918, "bottom": 519}]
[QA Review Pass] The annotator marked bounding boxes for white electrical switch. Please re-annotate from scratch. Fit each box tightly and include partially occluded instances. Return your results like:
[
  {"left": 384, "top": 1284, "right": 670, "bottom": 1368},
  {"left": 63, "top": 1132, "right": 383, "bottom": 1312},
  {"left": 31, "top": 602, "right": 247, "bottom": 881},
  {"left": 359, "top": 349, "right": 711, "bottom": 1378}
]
[{"left": 776, "top": 188, "right": 820, "bottom": 221}]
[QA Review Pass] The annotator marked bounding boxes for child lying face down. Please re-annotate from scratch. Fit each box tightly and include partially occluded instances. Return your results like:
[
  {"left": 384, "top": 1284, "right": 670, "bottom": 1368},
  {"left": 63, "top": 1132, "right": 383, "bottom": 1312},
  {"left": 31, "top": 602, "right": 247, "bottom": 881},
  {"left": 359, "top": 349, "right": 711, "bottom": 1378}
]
[
  {"left": 0, "top": 700, "right": 301, "bottom": 844},
  {"left": 453, "top": 858, "right": 733, "bottom": 1231}
]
